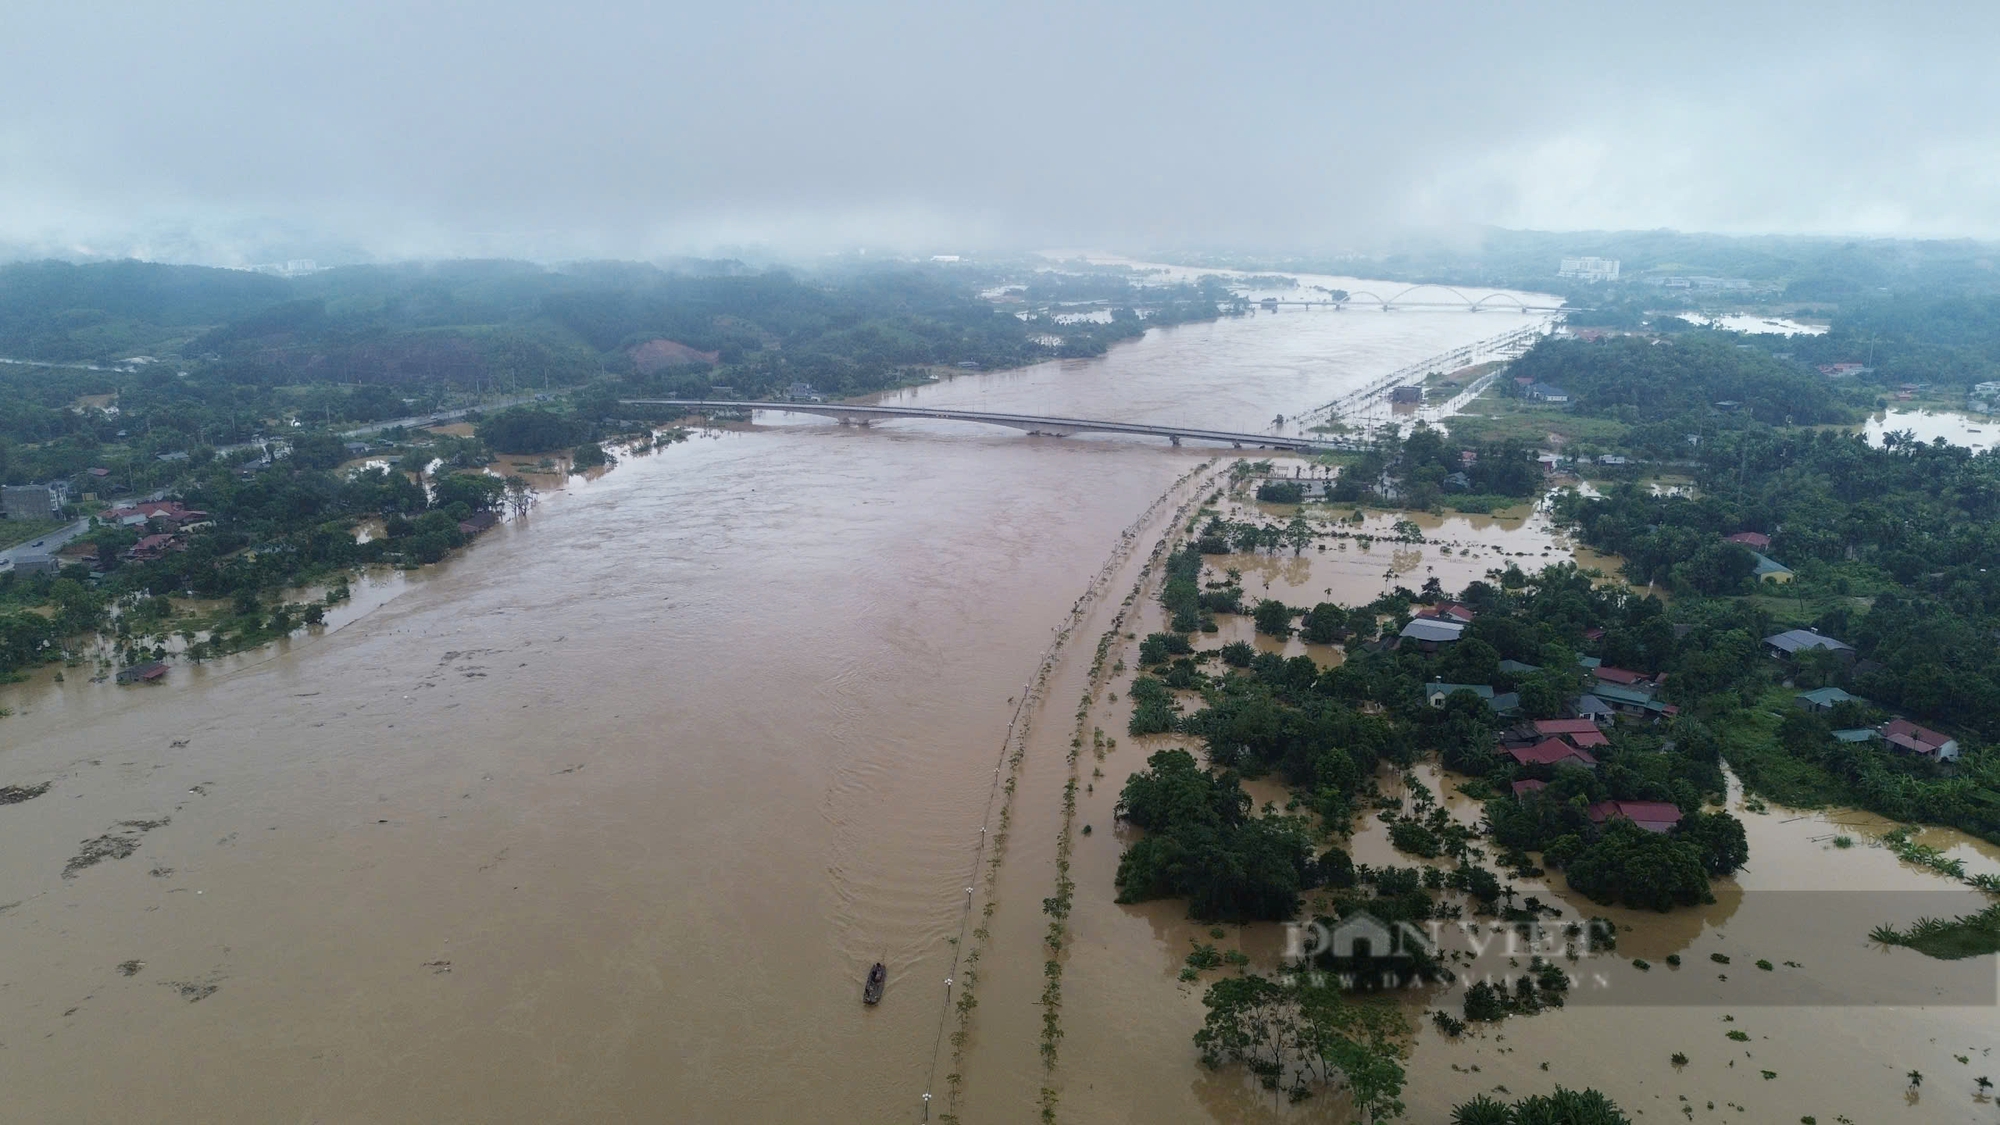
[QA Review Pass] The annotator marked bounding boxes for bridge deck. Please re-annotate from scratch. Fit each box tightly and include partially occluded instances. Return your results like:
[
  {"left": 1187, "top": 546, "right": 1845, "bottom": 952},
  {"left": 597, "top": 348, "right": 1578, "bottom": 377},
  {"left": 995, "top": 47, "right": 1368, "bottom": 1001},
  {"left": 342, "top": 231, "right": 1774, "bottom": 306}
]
[{"left": 621, "top": 400, "right": 1352, "bottom": 452}]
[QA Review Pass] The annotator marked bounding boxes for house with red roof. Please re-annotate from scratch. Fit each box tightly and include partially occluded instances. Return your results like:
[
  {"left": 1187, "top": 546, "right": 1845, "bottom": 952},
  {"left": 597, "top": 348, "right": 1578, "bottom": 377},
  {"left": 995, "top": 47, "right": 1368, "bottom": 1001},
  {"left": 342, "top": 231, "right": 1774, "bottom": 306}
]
[
  {"left": 111, "top": 500, "right": 213, "bottom": 532},
  {"left": 1586, "top": 800, "right": 1683, "bottom": 833},
  {"left": 1414, "top": 602, "right": 1476, "bottom": 625},
  {"left": 1511, "top": 779, "right": 1547, "bottom": 799},
  {"left": 1508, "top": 738, "right": 1599, "bottom": 768},
  {"left": 1726, "top": 531, "right": 1771, "bottom": 550},
  {"left": 1881, "top": 719, "right": 1960, "bottom": 762},
  {"left": 1529, "top": 717, "right": 1609, "bottom": 749},
  {"left": 1592, "top": 666, "right": 1661, "bottom": 691},
  {"left": 1533, "top": 718, "right": 1601, "bottom": 736},
  {"left": 126, "top": 533, "right": 179, "bottom": 562},
  {"left": 115, "top": 661, "right": 169, "bottom": 685}
]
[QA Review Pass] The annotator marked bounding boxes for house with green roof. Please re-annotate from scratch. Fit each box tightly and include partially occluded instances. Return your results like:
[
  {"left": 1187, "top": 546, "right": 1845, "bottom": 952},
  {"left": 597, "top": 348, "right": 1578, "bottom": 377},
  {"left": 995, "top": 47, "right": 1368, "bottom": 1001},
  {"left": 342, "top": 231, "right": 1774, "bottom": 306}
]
[
  {"left": 1796, "top": 686, "right": 1858, "bottom": 713},
  {"left": 1424, "top": 682, "right": 1519, "bottom": 716},
  {"left": 1749, "top": 551, "right": 1793, "bottom": 583},
  {"left": 1591, "top": 681, "right": 1677, "bottom": 718}
]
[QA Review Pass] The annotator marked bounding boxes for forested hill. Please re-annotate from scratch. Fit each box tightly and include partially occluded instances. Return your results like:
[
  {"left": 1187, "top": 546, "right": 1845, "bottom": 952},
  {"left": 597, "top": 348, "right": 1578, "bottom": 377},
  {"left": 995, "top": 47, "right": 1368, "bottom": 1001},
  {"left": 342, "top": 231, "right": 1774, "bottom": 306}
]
[
  {"left": 0, "top": 260, "right": 290, "bottom": 360},
  {"left": 0, "top": 257, "right": 1234, "bottom": 481},
  {"left": 0, "top": 256, "right": 1232, "bottom": 373}
]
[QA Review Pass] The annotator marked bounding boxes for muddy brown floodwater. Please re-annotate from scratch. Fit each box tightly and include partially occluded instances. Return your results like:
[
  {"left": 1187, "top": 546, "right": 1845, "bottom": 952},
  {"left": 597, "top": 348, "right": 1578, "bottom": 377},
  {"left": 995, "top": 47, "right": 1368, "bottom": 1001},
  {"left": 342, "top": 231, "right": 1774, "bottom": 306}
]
[
  {"left": 1031, "top": 556, "right": 2000, "bottom": 1125},
  {"left": 7, "top": 272, "right": 1986, "bottom": 1124}
]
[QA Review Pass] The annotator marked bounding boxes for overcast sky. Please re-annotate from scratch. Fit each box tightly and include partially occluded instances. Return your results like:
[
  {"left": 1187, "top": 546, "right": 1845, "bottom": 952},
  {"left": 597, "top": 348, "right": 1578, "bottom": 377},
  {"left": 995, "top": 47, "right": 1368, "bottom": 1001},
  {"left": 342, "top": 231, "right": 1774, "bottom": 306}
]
[{"left": 3, "top": 1, "right": 1996, "bottom": 263}]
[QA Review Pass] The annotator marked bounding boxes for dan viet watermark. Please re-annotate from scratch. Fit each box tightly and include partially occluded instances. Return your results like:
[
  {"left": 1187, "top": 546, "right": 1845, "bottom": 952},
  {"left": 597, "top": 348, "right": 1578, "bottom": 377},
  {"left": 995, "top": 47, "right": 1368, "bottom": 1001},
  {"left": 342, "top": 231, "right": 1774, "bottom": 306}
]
[
  {"left": 1279, "top": 893, "right": 1998, "bottom": 1007},
  {"left": 1283, "top": 910, "right": 1612, "bottom": 996}
]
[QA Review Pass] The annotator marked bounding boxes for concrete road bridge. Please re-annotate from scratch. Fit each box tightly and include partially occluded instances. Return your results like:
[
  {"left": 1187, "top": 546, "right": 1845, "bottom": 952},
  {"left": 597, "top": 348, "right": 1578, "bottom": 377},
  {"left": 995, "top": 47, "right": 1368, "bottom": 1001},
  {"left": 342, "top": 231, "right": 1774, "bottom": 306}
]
[
  {"left": 1245, "top": 284, "right": 1571, "bottom": 313},
  {"left": 621, "top": 399, "right": 1362, "bottom": 453}
]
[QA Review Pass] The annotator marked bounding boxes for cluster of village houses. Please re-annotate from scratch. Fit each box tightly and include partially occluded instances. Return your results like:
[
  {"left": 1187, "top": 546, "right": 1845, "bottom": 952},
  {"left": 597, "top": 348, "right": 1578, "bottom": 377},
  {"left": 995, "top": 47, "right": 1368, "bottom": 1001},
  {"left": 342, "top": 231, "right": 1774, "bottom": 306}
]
[
  {"left": 108, "top": 501, "right": 213, "bottom": 562},
  {"left": 38, "top": 501, "right": 214, "bottom": 572},
  {"left": 1382, "top": 546, "right": 1961, "bottom": 831},
  {"left": 1411, "top": 601, "right": 1956, "bottom": 757}
]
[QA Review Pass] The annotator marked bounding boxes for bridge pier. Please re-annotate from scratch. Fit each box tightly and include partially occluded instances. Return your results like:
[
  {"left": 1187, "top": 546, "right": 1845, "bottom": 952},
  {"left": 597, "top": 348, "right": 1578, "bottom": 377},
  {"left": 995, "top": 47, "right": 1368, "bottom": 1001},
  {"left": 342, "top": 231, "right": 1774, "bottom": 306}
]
[{"left": 1169, "top": 435, "right": 1181, "bottom": 447}]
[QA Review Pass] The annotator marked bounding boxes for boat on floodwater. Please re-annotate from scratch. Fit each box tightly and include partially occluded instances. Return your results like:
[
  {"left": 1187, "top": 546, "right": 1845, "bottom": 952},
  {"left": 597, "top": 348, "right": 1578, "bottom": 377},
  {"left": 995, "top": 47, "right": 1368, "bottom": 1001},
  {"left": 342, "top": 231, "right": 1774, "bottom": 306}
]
[{"left": 862, "top": 962, "right": 886, "bottom": 1005}]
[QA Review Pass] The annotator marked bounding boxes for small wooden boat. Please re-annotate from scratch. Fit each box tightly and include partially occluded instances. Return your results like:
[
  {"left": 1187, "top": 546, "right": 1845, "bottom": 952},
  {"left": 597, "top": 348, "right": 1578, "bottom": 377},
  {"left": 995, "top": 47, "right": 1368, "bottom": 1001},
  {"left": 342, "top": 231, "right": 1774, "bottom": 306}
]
[{"left": 862, "top": 962, "right": 886, "bottom": 1005}]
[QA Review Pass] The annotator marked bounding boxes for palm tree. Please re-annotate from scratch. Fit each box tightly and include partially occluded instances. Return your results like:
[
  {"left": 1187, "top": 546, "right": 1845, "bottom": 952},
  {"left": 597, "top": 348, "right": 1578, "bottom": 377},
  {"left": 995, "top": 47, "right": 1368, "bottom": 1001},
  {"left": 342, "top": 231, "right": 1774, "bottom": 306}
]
[
  {"left": 1907, "top": 1069, "right": 1924, "bottom": 1089},
  {"left": 1976, "top": 1075, "right": 1992, "bottom": 1095},
  {"left": 1449, "top": 1094, "right": 1511, "bottom": 1125}
]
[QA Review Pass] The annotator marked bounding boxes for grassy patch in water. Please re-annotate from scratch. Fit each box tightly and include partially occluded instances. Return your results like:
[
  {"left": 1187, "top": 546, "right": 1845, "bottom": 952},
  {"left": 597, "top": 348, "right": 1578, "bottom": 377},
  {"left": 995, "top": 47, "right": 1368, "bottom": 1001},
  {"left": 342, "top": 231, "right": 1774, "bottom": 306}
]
[
  {"left": 1435, "top": 493, "right": 1531, "bottom": 516},
  {"left": 1869, "top": 904, "right": 2000, "bottom": 960}
]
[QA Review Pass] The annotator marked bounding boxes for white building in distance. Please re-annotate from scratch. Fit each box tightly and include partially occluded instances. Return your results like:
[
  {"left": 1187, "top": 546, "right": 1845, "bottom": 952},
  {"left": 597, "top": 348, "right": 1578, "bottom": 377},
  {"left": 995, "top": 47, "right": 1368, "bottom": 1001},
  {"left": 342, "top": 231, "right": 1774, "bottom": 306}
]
[{"left": 1558, "top": 257, "right": 1620, "bottom": 282}]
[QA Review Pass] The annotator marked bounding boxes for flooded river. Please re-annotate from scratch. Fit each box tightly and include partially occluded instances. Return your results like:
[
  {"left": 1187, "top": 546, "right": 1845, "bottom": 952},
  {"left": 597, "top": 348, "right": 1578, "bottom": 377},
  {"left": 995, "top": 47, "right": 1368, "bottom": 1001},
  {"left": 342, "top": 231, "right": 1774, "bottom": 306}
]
[{"left": 1, "top": 273, "right": 1987, "bottom": 1123}]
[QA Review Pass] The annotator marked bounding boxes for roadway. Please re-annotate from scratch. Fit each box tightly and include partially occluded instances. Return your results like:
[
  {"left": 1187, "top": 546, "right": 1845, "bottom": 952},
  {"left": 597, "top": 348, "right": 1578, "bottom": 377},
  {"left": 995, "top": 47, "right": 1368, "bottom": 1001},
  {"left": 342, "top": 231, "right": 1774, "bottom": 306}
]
[
  {"left": 0, "top": 517, "right": 92, "bottom": 572},
  {"left": 623, "top": 399, "right": 1361, "bottom": 452},
  {"left": 212, "top": 395, "right": 547, "bottom": 457}
]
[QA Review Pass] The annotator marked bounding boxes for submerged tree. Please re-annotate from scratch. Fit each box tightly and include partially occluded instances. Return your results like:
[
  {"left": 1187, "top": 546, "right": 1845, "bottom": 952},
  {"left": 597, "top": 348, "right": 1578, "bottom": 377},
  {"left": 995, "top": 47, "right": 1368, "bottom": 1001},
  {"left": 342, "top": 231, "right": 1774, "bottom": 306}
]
[
  {"left": 1449, "top": 1086, "right": 1631, "bottom": 1124},
  {"left": 1194, "top": 973, "right": 1406, "bottom": 1120},
  {"left": 1253, "top": 599, "right": 1294, "bottom": 638}
]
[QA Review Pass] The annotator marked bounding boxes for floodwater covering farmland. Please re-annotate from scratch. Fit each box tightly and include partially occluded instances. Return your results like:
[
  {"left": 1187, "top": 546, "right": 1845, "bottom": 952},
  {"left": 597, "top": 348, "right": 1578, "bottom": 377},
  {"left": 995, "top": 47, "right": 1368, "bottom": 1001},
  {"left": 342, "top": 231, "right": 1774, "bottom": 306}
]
[{"left": 1, "top": 269, "right": 1990, "bottom": 1124}]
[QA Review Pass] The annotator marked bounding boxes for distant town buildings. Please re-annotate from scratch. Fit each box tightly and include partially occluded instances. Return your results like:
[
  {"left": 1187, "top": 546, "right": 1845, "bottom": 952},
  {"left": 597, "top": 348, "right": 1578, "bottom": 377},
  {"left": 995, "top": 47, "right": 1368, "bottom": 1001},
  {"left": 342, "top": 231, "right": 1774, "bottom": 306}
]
[
  {"left": 1558, "top": 257, "right": 1620, "bottom": 282},
  {"left": 245, "top": 259, "right": 324, "bottom": 277},
  {"left": 1647, "top": 275, "right": 1761, "bottom": 291}
]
